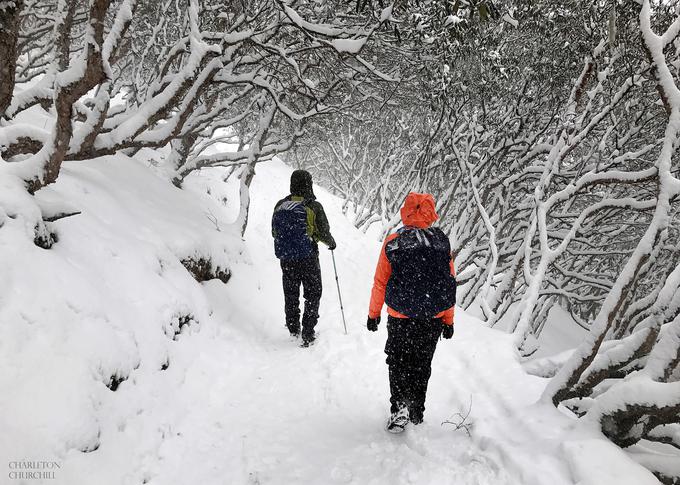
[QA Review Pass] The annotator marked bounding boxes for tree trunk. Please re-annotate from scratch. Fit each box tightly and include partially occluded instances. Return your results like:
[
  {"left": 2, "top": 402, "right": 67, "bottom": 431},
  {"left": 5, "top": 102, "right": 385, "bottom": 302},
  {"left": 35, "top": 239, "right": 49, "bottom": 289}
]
[
  {"left": 0, "top": 0, "right": 23, "bottom": 116},
  {"left": 27, "top": 0, "right": 110, "bottom": 193},
  {"left": 237, "top": 163, "right": 256, "bottom": 237}
]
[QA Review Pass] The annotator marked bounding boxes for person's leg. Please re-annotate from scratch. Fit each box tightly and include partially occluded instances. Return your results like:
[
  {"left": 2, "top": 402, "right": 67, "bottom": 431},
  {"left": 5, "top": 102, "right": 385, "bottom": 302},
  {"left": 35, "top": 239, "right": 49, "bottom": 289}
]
[
  {"left": 408, "top": 364, "right": 432, "bottom": 424},
  {"left": 388, "top": 358, "right": 411, "bottom": 413},
  {"left": 385, "top": 316, "right": 411, "bottom": 414},
  {"left": 281, "top": 260, "right": 302, "bottom": 336},
  {"left": 300, "top": 256, "right": 322, "bottom": 342},
  {"left": 409, "top": 318, "right": 442, "bottom": 424}
]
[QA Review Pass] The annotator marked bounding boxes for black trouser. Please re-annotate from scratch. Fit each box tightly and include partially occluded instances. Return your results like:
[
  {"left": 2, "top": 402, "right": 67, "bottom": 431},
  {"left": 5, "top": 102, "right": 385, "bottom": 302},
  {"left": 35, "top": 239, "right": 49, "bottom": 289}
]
[
  {"left": 385, "top": 315, "right": 442, "bottom": 422},
  {"left": 280, "top": 255, "right": 322, "bottom": 339}
]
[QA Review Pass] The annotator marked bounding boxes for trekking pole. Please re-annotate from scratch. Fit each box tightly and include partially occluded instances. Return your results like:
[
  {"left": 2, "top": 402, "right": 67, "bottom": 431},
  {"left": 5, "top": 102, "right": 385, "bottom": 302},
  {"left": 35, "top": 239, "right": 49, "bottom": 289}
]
[{"left": 330, "top": 250, "right": 348, "bottom": 335}]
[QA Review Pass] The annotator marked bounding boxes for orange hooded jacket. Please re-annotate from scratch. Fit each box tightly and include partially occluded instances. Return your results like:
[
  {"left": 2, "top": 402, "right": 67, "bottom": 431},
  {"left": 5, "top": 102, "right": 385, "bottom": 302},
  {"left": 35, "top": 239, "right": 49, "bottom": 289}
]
[{"left": 368, "top": 192, "right": 455, "bottom": 325}]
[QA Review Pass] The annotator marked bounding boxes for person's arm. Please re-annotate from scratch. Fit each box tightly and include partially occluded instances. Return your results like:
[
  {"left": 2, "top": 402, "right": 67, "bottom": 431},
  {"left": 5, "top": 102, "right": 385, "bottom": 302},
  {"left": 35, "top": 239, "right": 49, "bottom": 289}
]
[
  {"left": 440, "top": 308, "right": 454, "bottom": 325},
  {"left": 311, "top": 202, "right": 336, "bottom": 249},
  {"left": 439, "top": 259, "right": 456, "bottom": 325},
  {"left": 368, "top": 235, "right": 397, "bottom": 319},
  {"left": 272, "top": 200, "right": 282, "bottom": 238}
]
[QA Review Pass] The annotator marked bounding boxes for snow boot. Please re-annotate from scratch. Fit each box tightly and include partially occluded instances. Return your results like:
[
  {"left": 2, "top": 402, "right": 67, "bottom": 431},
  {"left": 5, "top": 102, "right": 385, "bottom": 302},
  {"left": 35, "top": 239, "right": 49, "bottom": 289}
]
[
  {"left": 386, "top": 406, "right": 409, "bottom": 434},
  {"left": 286, "top": 315, "right": 300, "bottom": 338},
  {"left": 300, "top": 334, "right": 315, "bottom": 348},
  {"left": 410, "top": 405, "right": 424, "bottom": 425}
]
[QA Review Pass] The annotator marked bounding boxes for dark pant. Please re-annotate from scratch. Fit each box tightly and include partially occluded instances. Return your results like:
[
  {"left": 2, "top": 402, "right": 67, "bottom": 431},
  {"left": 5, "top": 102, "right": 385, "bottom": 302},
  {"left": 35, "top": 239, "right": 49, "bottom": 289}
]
[
  {"left": 280, "top": 256, "right": 322, "bottom": 339},
  {"left": 385, "top": 315, "right": 442, "bottom": 422}
]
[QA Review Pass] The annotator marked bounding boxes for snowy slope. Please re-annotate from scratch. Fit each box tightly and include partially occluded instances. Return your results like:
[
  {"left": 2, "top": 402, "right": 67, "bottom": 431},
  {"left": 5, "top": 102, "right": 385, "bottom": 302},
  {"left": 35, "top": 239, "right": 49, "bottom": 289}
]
[{"left": 0, "top": 157, "right": 663, "bottom": 485}]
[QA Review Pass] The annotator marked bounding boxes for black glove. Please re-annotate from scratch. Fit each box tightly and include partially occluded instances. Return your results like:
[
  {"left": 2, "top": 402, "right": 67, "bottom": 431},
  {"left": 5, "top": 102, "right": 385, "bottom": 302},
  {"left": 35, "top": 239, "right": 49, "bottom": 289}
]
[
  {"left": 367, "top": 316, "right": 380, "bottom": 332},
  {"left": 327, "top": 237, "right": 337, "bottom": 251},
  {"left": 442, "top": 323, "right": 454, "bottom": 339}
]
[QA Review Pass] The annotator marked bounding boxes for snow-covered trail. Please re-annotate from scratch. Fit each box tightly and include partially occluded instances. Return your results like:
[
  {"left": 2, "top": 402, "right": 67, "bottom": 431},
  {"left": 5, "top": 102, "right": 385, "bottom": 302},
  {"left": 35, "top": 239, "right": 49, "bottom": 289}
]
[
  {"left": 112, "top": 161, "right": 577, "bottom": 485},
  {"left": 2, "top": 157, "right": 662, "bottom": 485}
]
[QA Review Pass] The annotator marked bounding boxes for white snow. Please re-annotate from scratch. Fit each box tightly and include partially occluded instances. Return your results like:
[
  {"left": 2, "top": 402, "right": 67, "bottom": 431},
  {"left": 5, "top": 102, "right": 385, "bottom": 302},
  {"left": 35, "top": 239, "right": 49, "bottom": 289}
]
[
  {"left": 331, "top": 38, "right": 368, "bottom": 54},
  {"left": 380, "top": 5, "right": 394, "bottom": 23},
  {"left": 444, "top": 15, "right": 464, "bottom": 27},
  {"left": 282, "top": 5, "right": 349, "bottom": 37},
  {"left": 0, "top": 156, "right": 667, "bottom": 484},
  {"left": 562, "top": 439, "right": 661, "bottom": 485},
  {"left": 502, "top": 14, "right": 519, "bottom": 28}
]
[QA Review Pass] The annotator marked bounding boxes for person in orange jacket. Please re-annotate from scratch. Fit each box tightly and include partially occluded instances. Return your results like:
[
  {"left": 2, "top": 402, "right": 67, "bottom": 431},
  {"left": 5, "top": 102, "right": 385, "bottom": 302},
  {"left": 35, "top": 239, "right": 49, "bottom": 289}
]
[{"left": 367, "top": 192, "right": 456, "bottom": 433}]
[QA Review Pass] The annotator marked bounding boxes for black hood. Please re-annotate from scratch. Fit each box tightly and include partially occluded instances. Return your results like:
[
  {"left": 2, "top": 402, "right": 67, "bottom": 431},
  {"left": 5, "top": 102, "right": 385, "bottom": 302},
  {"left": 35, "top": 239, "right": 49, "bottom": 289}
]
[{"left": 290, "top": 169, "right": 315, "bottom": 200}]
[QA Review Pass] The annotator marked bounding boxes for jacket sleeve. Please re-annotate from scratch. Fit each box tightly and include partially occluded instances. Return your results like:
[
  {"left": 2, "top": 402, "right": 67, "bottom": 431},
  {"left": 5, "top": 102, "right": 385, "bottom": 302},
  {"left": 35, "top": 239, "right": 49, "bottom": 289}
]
[
  {"left": 368, "top": 236, "right": 395, "bottom": 319},
  {"left": 440, "top": 259, "right": 456, "bottom": 326},
  {"left": 272, "top": 201, "right": 280, "bottom": 238},
  {"left": 271, "top": 212, "right": 275, "bottom": 238},
  {"left": 311, "top": 202, "right": 336, "bottom": 247}
]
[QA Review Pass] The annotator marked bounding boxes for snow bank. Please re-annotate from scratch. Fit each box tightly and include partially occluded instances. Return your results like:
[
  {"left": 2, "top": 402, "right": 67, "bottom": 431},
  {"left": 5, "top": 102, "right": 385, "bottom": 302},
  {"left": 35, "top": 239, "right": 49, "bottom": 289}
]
[
  {"left": 562, "top": 438, "right": 661, "bottom": 485},
  {"left": 0, "top": 154, "right": 241, "bottom": 478}
]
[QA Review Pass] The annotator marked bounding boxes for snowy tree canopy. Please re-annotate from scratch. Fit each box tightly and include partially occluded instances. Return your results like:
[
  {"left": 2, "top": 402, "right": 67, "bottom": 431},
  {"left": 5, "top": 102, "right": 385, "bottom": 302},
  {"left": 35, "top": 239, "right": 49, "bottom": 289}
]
[{"left": 2, "top": 0, "right": 680, "bottom": 483}]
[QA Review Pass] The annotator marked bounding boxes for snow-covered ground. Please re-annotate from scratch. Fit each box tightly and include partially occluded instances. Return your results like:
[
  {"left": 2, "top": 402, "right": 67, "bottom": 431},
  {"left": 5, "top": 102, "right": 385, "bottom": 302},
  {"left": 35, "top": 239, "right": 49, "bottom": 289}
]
[{"left": 0, "top": 157, "right": 664, "bottom": 484}]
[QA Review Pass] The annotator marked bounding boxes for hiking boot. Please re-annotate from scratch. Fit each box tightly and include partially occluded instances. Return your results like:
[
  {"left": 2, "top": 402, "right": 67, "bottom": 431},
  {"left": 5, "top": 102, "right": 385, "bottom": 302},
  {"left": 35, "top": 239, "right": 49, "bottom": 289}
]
[
  {"left": 386, "top": 406, "right": 409, "bottom": 433},
  {"left": 410, "top": 406, "right": 424, "bottom": 425},
  {"left": 300, "top": 334, "right": 315, "bottom": 347},
  {"left": 286, "top": 323, "right": 300, "bottom": 338}
]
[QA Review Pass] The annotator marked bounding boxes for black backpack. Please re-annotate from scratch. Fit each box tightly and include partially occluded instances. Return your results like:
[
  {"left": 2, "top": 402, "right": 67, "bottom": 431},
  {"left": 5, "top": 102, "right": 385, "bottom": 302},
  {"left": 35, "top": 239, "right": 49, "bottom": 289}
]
[{"left": 384, "top": 226, "right": 457, "bottom": 318}]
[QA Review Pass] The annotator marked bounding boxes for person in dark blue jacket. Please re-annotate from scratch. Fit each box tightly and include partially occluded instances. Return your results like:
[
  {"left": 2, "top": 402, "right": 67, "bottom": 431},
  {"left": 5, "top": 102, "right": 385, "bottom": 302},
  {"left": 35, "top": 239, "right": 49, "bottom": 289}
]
[{"left": 272, "top": 170, "right": 336, "bottom": 347}]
